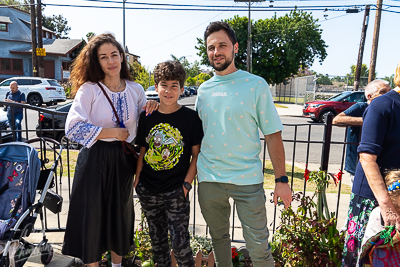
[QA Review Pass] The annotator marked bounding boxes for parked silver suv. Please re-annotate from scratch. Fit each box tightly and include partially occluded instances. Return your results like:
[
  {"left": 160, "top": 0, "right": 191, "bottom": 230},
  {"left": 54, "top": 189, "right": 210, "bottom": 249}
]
[{"left": 0, "top": 77, "right": 66, "bottom": 107}]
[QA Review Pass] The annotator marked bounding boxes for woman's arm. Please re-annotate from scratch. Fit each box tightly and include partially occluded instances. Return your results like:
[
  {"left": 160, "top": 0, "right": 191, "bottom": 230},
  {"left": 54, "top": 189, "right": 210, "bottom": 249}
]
[
  {"left": 360, "top": 152, "right": 400, "bottom": 229},
  {"left": 95, "top": 127, "right": 129, "bottom": 141},
  {"left": 134, "top": 146, "right": 146, "bottom": 188},
  {"left": 182, "top": 144, "right": 200, "bottom": 197}
]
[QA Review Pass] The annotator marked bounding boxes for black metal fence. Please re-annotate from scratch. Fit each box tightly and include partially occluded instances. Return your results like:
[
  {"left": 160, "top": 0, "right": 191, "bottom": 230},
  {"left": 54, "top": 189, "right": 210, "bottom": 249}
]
[{"left": 0, "top": 102, "right": 353, "bottom": 243}]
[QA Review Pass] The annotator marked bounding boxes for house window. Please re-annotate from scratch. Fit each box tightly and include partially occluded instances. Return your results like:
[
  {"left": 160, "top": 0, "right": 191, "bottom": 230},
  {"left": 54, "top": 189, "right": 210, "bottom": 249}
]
[
  {"left": 0, "top": 58, "right": 23, "bottom": 74},
  {"left": 0, "top": 23, "right": 7, "bottom": 32}
]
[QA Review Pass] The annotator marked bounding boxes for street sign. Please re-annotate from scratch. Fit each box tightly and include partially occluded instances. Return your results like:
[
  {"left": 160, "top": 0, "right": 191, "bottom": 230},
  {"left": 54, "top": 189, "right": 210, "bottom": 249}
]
[{"left": 36, "top": 48, "right": 46, "bottom": 56}]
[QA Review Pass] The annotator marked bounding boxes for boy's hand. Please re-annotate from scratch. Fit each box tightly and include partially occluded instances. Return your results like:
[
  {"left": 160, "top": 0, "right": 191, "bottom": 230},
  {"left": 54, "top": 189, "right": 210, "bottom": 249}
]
[
  {"left": 143, "top": 100, "right": 159, "bottom": 116},
  {"left": 183, "top": 186, "right": 189, "bottom": 197}
]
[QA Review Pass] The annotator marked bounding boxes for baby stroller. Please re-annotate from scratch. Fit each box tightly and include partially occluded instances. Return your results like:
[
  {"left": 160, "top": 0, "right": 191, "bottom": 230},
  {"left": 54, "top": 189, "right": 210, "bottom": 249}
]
[{"left": 0, "top": 138, "right": 63, "bottom": 267}]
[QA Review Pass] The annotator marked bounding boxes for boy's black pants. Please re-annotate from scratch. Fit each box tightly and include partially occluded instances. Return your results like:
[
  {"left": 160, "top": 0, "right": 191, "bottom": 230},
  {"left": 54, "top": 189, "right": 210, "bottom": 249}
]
[{"left": 136, "top": 182, "right": 194, "bottom": 267}]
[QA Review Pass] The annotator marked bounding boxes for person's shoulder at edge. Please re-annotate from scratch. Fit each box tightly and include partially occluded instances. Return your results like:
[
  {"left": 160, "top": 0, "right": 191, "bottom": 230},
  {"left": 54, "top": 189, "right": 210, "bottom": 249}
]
[{"left": 369, "top": 90, "right": 399, "bottom": 110}]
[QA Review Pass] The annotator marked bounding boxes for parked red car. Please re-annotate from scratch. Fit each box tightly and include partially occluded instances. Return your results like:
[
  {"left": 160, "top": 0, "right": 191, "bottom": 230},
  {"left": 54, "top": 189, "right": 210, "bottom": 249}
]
[{"left": 302, "top": 91, "right": 366, "bottom": 123}]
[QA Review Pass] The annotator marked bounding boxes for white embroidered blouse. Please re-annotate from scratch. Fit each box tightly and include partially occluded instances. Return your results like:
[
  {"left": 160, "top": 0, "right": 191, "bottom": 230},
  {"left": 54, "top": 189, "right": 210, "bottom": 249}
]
[{"left": 65, "top": 80, "right": 147, "bottom": 148}]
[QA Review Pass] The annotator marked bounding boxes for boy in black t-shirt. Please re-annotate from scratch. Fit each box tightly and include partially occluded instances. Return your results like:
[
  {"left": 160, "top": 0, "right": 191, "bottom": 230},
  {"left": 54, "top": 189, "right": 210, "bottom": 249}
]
[{"left": 135, "top": 61, "right": 203, "bottom": 267}]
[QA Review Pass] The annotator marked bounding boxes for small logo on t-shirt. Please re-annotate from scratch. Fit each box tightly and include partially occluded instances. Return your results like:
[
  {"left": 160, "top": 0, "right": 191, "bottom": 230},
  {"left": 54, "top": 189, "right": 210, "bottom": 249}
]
[{"left": 212, "top": 92, "right": 227, "bottom": 97}]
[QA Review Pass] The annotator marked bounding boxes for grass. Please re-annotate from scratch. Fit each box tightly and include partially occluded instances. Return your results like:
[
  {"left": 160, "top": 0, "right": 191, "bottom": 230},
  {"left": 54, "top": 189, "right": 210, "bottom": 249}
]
[
  {"left": 40, "top": 149, "right": 79, "bottom": 178},
  {"left": 273, "top": 96, "right": 305, "bottom": 104},
  {"left": 263, "top": 160, "right": 351, "bottom": 194},
  {"left": 274, "top": 103, "right": 288, "bottom": 109}
]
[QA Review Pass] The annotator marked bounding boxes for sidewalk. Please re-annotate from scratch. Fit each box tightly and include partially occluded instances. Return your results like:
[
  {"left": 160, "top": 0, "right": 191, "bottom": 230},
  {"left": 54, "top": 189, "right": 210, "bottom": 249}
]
[{"left": 275, "top": 102, "right": 304, "bottom": 117}]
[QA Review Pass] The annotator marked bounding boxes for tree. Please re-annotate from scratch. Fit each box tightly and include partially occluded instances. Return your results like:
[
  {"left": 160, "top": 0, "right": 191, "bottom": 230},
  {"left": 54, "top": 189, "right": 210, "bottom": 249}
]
[
  {"left": 42, "top": 14, "right": 71, "bottom": 39},
  {"left": 170, "top": 55, "right": 201, "bottom": 79},
  {"left": 383, "top": 75, "right": 395, "bottom": 88},
  {"left": 316, "top": 74, "right": 332, "bottom": 85},
  {"left": 130, "top": 61, "right": 154, "bottom": 89},
  {"left": 346, "top": 64, "right": 372, "bottom": 87},
  {"left": 0, "top": 0, "right": 30, "bottom": 12},
  {"left": 186, "top": 72, "right": 212, "bottom": 86},
  {"left": 86, "top": 32, "right": 96, "bottom": 42},
  {"left": 195, "top": 10, "right": 327, "bottom": 85}
]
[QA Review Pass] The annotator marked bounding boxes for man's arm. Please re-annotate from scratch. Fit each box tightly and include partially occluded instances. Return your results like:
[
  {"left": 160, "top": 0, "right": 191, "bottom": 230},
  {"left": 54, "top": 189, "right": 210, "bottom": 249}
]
[
  {"left": 264, "top": 131, "right": 292, "bottom": 209},
  {"left": 332, "top": 112, "right": 363, "bottom": 126}
]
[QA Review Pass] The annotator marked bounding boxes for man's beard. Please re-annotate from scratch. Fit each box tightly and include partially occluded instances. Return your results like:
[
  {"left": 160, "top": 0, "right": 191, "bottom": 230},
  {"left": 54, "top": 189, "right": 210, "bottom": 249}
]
[{"left": 210, "top": 50, "right": 235, "bottom": 72}]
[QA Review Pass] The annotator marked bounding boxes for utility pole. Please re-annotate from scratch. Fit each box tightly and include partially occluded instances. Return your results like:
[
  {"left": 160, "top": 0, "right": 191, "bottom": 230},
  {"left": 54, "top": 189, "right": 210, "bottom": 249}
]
[
  {"left": 234, "top": 0, "right": 265, "bottom": 73},
  {"left": 354, "top": 5, "right": 370, "bottom": 91},
  {"left": 37, "top": 0, "right": 44, "bottom": 77},
  {"left": 30, "top": 0, "right": 37, "bottom": 77},
  {"left": 246, "top": 0, "right": 251, "bottom": 72},
  {"left": 368, "top": 0, "right": 383, "bottom": 83},
  {"left": 123, "top": 0, "right": 126, "bottom": 50}
]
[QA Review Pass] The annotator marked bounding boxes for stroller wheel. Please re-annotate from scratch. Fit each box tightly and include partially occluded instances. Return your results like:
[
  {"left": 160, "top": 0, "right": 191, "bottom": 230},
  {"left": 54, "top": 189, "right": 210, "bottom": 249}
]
[
  {"left": 39, "top": 242, "right": 53, "bottom": 265},
  {"left": 0, "top": 254, "right": 9, "bottom": 267}
]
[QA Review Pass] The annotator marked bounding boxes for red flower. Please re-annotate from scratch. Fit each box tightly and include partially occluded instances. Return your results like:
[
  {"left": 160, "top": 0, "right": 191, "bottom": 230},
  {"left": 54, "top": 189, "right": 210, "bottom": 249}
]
[
  {"left": 304, "top": 165, "right": 310, "bottom": 182},
  {"left": 231, "top": 247, "right": 238, "bottom": 259},
  {"left": 332, "top": 169, "right": 343, "bottom": 185}
]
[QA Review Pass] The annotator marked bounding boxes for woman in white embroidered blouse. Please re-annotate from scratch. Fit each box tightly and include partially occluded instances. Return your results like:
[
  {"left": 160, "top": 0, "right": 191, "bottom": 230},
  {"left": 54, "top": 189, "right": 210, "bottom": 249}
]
[{"left": 62, "top": 33, "right": 158, "bottom": 267}]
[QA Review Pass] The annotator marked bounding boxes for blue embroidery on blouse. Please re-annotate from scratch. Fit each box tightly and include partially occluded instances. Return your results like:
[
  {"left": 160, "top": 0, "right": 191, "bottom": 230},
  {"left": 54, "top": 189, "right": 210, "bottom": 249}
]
[
  {"left": 111, "top": 92, "right": 129, "bottom": 126},
  {"left": 66, "top": 122, "right": 100, "bottom": 147}
]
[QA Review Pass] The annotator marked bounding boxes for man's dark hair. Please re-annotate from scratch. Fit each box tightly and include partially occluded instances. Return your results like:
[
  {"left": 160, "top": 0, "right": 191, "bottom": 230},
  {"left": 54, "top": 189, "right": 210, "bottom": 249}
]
[
  {"left": 204, "top": 21, "right": 237, "bottom": 46},
  {"left": 153, "top": 61, "right": 186, "bottom": 88}
]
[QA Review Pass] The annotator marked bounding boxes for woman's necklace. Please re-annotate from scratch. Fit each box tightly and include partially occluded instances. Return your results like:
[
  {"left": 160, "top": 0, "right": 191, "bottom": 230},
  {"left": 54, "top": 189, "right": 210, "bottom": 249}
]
[{"left": 104, "top": 79, "right": 124, "bottom": 92}]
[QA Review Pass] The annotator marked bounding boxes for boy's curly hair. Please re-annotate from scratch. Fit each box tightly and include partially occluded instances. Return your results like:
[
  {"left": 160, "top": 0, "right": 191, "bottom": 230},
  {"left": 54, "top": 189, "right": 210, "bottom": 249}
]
[{"left": 153, "top": 61, "right": 186, "bottom": 88}]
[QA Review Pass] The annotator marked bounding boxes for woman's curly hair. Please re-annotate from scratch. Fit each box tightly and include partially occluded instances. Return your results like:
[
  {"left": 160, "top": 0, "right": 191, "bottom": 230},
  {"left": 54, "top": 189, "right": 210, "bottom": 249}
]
[{"left": 69, "top": 33, "right": 131, "bottom": 96}]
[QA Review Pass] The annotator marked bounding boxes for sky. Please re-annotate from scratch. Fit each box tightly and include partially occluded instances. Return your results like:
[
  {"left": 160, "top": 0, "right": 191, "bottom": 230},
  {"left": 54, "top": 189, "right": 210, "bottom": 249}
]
[{"left": 42, "top": 0, "right": 400, "bottom": 78}]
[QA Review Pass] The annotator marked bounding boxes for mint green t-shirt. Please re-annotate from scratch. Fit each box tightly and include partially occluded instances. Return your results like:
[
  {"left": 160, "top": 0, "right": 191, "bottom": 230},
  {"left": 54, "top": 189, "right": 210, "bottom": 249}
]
[{"left": 195, "top": 70, "right": 284, "bottom": 185}]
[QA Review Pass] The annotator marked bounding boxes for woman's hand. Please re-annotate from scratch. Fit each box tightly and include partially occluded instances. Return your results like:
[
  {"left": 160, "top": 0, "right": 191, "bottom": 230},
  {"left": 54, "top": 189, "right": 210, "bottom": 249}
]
[
  {"left": 113, "top": 128, "right": 130, "bottom": 141},
  {"left": 380, "top": 204, "right": 400, "bottom": 229},
  {"left": 142, "top": 100, "right": 159, "bottom": 116}
]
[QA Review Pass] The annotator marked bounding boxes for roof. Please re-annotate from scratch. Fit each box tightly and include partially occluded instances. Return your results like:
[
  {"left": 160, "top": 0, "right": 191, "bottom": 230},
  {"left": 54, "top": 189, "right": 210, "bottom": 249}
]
[
  {"left": 0, "top": 16, "right": 12, "bottom": 24},
  {"left": 10, "top": 39, "right": 83, "bottom": 56},
  {"left": 19, "top": 18, "right": 54, "bottom": 33}
]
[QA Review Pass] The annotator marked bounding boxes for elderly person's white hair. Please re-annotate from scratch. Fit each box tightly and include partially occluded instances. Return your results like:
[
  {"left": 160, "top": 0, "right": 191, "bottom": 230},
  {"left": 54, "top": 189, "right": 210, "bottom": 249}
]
[{"left": 364, "top": 79, "right": 389, "bottom": 98}]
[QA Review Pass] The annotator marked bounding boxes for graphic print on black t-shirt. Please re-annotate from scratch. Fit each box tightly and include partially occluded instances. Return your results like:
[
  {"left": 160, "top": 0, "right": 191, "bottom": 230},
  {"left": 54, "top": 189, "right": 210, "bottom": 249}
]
[{"left": 145, "top": 123, "right": 184, "bottom": 171}]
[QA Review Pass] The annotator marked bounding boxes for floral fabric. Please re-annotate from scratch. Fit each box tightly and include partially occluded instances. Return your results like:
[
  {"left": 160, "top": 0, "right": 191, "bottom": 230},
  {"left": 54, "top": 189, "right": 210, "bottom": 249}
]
[{"left": 342, "top": 193, "right": 378, "bottom": 267}]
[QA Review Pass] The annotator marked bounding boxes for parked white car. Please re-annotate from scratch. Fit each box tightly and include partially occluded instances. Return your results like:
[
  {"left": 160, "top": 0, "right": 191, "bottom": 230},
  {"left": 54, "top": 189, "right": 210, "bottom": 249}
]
[
  {"left": 145, "top": 85, "right": 159, "bottom": 102},
  {"left": 0, "top": 77, "right": 66, "bottom": 107}
]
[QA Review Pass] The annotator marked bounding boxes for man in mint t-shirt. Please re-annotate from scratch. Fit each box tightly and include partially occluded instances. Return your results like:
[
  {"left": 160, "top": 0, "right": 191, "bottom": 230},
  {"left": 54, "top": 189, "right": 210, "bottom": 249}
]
[{"left": 195, "top": 21, "right": 292, "bottom": 267}]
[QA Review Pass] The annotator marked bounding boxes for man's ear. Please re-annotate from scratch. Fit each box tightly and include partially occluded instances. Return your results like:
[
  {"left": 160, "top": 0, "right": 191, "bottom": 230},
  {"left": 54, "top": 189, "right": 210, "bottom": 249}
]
[
  {"left": 367, "top": 93, "right": 372, "bottom": 100},
  {"left": 234, "top": 42, "right": 239, "bottom": 54}
]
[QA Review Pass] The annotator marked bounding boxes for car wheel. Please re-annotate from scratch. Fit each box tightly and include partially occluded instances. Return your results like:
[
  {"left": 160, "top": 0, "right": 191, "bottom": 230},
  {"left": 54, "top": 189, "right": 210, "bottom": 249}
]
[
  {"left": 28, "top": 94, "right": 43, "bottom": 107},
  {"left": 320, "top": 110, "right": 336, "bottom": 123},
  {"left": 58, "top": 134, "right": 80, "bottom": 150}
]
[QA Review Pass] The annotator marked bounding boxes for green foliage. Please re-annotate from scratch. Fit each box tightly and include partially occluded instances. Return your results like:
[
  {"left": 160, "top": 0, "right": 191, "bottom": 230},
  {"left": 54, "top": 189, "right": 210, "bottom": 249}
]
[
  {"left": 346, "top": 64, "right": 374, "bottom": 87},
  {"left": 60, "top": 81, "right": 72, "bottom": 98},
  {"left": 170, "top": 55, "right": 202, "bottom": 80},
  {"left": 195, "top": 10, "right": 327, "bottom": 85},
  {"left": 186, "top": 73, "right": 212, "bottom": 86},
  {"left": 316, "top": 73, "right": 333, "bottom": 85},
  {"left": 231, "top": 247, "right": 245, "bottom": 267},
  {"left": 42, "top": 14, "right": 71, "bottom": 39},
  {"left": 101, "top": 251, "right": 112, "bottom": 267},
  {"left": 0, "top": 0, "right": 30, "bottom": 12},
  {"left": 130, "top": 62, "right": 154, "bottom": 89},
  {"left": 272, "top": 169, "right": 345, "bottom": 266},
  {"left": 86, "top": 32, "right": 96, "bottom": 42},
  {"left": 190, "top": 235, "right": 213, "bottom": 256},
  {"left": 383, "top": 75, "right": 395, "bottom": 88}
]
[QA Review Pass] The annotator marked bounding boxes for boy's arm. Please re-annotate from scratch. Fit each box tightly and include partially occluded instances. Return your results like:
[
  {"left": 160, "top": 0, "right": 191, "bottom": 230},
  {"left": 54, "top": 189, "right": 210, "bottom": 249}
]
[
  {"left": 183, "top": 144, "right": 200, "bottom": 197},
  {"left": 134, "top": 146, "right": 146, "bottom": 188}
]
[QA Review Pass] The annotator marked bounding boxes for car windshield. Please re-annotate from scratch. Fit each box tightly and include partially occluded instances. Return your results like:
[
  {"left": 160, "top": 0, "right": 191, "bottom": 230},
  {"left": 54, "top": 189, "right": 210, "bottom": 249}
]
[
  {"left": 55, "top": 103, "right": 72, "bottom": 112},
  {"left": 327, "top": 92, "right": 351, "bottom": 102},
  {"left": 47, "top": 80, "right": 61, "bottom": 87},
  {"left": 147, "top": 86, "right": 155, "bottom": 91}
]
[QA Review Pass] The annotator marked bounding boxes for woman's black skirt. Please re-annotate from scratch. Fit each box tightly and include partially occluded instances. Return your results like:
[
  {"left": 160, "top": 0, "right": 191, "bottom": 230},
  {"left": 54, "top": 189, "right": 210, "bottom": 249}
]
[{"left": 62, "top": 141, "right": 136, "bottom": 264}]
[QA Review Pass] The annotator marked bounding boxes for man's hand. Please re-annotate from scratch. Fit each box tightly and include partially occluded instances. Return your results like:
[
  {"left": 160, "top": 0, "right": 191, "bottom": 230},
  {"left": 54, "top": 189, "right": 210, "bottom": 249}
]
[{"left": 273, "top": 182, "right": 292, "bottom": 209}]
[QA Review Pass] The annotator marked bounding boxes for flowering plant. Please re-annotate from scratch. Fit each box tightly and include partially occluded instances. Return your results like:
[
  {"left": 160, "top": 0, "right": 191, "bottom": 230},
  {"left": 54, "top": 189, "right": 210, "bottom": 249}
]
[
  {"left": 272, "top": 167, "right": 345, "bottom": 266},
  {"left": 231, "top": 247, "right": 245, "bottom": 267}
]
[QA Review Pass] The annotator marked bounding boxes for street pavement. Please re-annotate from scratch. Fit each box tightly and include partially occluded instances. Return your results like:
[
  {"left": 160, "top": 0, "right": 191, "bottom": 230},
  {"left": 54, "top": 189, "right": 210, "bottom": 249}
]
[{"left": 21, "top": 102, "right": 352, "bottom": 267}]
